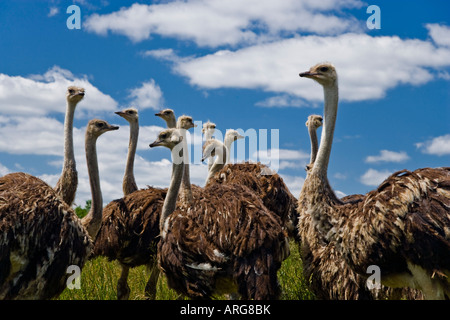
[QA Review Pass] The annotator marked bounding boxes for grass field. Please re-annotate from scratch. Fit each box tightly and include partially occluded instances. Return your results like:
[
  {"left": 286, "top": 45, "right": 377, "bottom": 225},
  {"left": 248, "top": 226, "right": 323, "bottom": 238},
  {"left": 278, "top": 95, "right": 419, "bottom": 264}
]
[{"left": 57, "top": 240, "right": 315, "bottom": 300}]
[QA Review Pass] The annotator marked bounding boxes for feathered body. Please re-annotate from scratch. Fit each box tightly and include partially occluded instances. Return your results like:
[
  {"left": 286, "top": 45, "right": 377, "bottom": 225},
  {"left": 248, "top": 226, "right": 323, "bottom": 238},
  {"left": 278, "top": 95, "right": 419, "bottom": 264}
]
[
  {"left": 158, "top": 183, "right": 289, "bottom": 299},
  {"left": 0, "top": 119, "right": 117, "bottom": 300},
  {"left": 151, "top": 128, "right": 289, "bottom": 300},
  {"left": 93, "top": 187, "right": 166, "bottom": 267},
  {"left": 0, "top": 174, "right": 91, "bottom": 300},
  {"left": 208, "top": 162, "right": 299, "bottom": 241},
  {"left": 298, "top": 62, "right": 450, "bottom": 300}
]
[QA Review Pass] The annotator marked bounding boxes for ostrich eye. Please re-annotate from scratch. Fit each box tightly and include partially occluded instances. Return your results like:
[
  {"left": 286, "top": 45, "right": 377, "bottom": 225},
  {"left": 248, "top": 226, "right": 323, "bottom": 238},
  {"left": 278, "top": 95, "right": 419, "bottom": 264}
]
[
  {"left": 319, "top": 67, "right": 329, "bottom": 72},
  {"left": 68, "top": 89, "right": 75, "bottom": 94},
  {"left": 97, "top": 122, "right": 105, "bottom": 128},
  {"left": 161, "top": 133, "right": 167, "bottom": 139}
]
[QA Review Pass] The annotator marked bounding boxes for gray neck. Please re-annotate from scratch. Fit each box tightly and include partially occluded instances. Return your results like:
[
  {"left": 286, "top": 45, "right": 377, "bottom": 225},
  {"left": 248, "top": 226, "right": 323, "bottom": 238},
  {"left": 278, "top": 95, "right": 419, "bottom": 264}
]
[
  {"left": 179, "top": 129, "right": 193, "bottom": 204},
  {"left": 312, "top": 83, "right": 338, "bottom": 178},
  {"left": 81, "top": 134, "right": 103, "bottom": 239},
  {"left": 63, "top": 101, "right": 76, "bottom": 169},
  {"left": 224, "top": 135, "right": 233, "bottom": 164},
  {"left": 123, "top": 120, "right": 138, "bottom": 195},
  {"left": 160, "top": 149, "right": 185, "bottom": 234},
  {"left": 167, "top": 118, "right": 176, "bottom": 129},
  {"left": 205, "top": 144, "right": 227, "bottom": 185},
  {"left": 309, "top": 124, "right": 319, "bottom": 165}
]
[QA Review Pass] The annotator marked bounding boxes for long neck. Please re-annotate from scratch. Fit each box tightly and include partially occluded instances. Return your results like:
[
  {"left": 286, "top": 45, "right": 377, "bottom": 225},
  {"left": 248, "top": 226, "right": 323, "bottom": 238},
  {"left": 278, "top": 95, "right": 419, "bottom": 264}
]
[
  {"left": 160, "top": 149, "right": 184, "bottom": 234},
  {"left": 123, "top": 120, "right": 138, "bottom": 195},
  {"left": 308, "top": 124, "right": 319, "bottom": 165},
  {"left": 63, "top": 101, "right": 76, "bottom": 169},
  {"left": 312, "top": 84, "right": 338, "bottom": 178},
  {"left": 205, "top": 143, "right": 227, "bottom": 185},
  {"left": 81, "top": 134, "right": 103, "bottom": 239},
  {"left": 179, "top": 129, "right": 193, "bottom": 204},
  {"left": 224, "top": 135, "right": 233, "bottom": 164},
  {"left": 166, "top": 117, "right": 176, "bottom": 129}
]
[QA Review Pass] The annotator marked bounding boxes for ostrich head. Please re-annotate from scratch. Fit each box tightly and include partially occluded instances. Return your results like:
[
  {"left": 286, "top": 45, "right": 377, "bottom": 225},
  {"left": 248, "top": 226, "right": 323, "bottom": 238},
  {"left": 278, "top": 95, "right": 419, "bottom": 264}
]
[
  {"left": 66, "top": 86, "right": 85, "bottom": 104},
  {"left": 305, "top": 114, "right": 323, "bottom": 129},
  {"left": 202, "top": 121, "right": 216, "bottom": 134},
  {"left": 86, "top": 119, "right": 119, "bottom": 139},
  {"left": 299, "top": 63, "right": 337, "bottom": 87},
  {"left": 155, "top": 108, "right": 175, "bottom": 122},
  {"left": 225, "top": 129, "right": 245, "bottom": 142},
  {"left": 150, "top": 128, "right": 183, "bottom": 150},
  {"left": 177, "top": 115, "right": 197, "bottom": 130},
  {"left": 115, "top": 107, "right": 138, "bottom": 123}
]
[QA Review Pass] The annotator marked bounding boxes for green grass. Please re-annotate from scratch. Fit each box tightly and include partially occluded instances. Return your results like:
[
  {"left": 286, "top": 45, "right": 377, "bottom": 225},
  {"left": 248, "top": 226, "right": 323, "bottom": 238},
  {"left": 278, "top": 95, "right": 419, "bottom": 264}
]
[{"left": 57, "top": 240, "right": 314, "bottom": 300}]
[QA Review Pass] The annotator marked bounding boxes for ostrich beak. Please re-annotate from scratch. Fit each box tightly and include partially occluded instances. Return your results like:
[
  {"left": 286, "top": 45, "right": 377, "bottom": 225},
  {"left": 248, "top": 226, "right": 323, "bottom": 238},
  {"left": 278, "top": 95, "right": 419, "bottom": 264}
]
[
  {"left": 299, "top": 71, "right": 319, "bottom": 78},
  {"left": 107, "top": 125, "right": 119, "bottom": 131},
  {"left": 155, "top": 112, "right": 162, "bottom": 117},
  {"left": 115, "top": 111, "right": 125, "bottom": 117},
  {"left": 150, "top": 140, "right": 162, "bottom": 148}
]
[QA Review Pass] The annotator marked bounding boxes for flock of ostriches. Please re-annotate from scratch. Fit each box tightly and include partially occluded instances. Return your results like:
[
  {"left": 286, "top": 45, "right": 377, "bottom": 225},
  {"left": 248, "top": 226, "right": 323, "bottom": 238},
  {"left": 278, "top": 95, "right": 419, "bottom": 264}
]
[{"left": 0, "top": 63, "right": 449, "bottom": 300}]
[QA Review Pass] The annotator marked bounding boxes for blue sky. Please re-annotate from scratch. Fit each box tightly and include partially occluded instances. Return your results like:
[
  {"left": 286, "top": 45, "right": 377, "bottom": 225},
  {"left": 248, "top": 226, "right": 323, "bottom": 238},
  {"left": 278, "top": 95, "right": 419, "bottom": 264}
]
[{"left": 0, "top": 0, "right": 449, "bottom": 206}]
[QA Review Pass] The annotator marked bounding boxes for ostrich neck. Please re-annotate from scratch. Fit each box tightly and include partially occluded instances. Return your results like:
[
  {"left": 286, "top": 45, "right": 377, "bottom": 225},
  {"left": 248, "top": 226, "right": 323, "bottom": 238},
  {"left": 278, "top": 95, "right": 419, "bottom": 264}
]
[
  {"left": 312, "top": 84, "right": 338, "bottom": 178},
  {"left": 308, "top": 125, "right": 319, "bottom": 165},
  {"left": 160, "top": 149, "right": 185, "bottom": 234},
  {"left": 166, "top": 118, "right": 176, "bottom": 129},
  {"left": 303, "top": 82, "right": 341, "bottom": 243},
  {"left": 206, "top": 144, "right": 227, "bottom": 185},
  {"left": 63, "top": 101, "right": 77, "bottom": 168},
  {"left": 123, "top": 120, "right": 138, "bottom": 195},
  {"left": 224, "top": 136, "right": 233, "bottom": 164},
  {"left": 180, "top": 129, "right": 193, "bottom": 204},
  {"left": 81, "top": 134, "right": 103, "bottom": 239}
]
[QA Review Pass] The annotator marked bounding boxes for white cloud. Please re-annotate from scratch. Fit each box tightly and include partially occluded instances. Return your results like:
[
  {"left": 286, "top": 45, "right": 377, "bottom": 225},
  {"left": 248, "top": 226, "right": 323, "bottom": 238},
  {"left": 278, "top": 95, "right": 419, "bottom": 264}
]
[
  {"left": 279, "top": 174, "right": 305, "bottom": 198},
  {"left": 426, "top": 24, "right": 450, "bottom": 47},
  {"left": 148, "top": 31, "right": 450, "bottom": 102},
  {"left": 128, "top": 79, "right": 164, "bottom": 110},
  {"left": 365, "top": 150, "right": 410, "bottom": 163},
  {"left": 48, "top": 7, "right": 59, "bottom": 17},
  {"left": 84, "top": 0, "right": 364, "bottom": 47},
  {"left": 255, "top": 94, "right": 311, "bottom": 108},
  {"left": 0, "top": 66, "right": 118, "bottom": 117},
  {"left": 416, "top": 134, "right": 450, "bottom": 156},
  {"left": 0, "top": 162, "right": 10, "bottom": 176},
  {"left": 360, "top": 168, "right": 392, "bottom": 186}
]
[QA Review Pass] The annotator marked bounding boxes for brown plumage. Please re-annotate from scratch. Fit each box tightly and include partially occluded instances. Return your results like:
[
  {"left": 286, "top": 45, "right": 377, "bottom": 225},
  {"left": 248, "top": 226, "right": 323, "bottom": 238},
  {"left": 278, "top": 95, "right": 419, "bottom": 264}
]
[
  {"left": 92, "top": 112, "right": 196, "bottom": 300},
  {"left": 54, "top": 86, "right": 85, "bottom": 206},
  {"left": 301, "top": 112, "right": 423, "bottom": 300},
  {"left": 0, "top": 119, "right": 118, "bottom": 299},
  {"left": 208, "top": 162, "right": 299, "bottom": 241},
  {"left": 93, "top": 187, "right": 166, "bottom": 299},
  {"left": 150, "top": 129, "right": 289, "bottom": 300},
  {"left": 298, "top": 62, "right": 450, "bottom": 299}
]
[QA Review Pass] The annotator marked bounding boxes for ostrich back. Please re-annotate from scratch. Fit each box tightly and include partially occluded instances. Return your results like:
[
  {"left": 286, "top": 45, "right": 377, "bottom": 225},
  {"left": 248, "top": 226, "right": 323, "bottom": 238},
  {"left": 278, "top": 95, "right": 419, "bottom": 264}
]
[
  {"left": 93, "top": 187, "right": 166, "bottom": 267},
  {"left": 0, "top": 172, "right": 91, "bottom": 300}
]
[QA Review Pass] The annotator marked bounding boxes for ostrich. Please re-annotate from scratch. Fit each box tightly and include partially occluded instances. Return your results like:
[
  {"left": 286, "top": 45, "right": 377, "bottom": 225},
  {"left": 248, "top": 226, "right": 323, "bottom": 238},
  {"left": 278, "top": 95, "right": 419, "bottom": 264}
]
[
  {"left": 0, "top": 119, "right": 118, "bottom": 299},
  {"left": 176, "top": 115, "right": 197, "bottom": 205},
  {"left": 93, "top": 114, "right": 196, "bottom": 300},
  {"left": 298, "top": 62, "right": 450, "bottom": 299},
  {"left": 155, "top": 108, "right": 176, "bottom": 128},
  {"left": 54, "top": 86, "right": 85, "bottom": 206},
  {"left": 150, "top": 128, "right": 290, "bottom": 299},
  {"left": 305, "top": 114, "right": 323, "bottom": 171},
  {"left": 202, "top": 121, "right": 216, "bottom": 171},
  {"left": 115, "top": 108, "right": 139, "bottom": 196}
]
